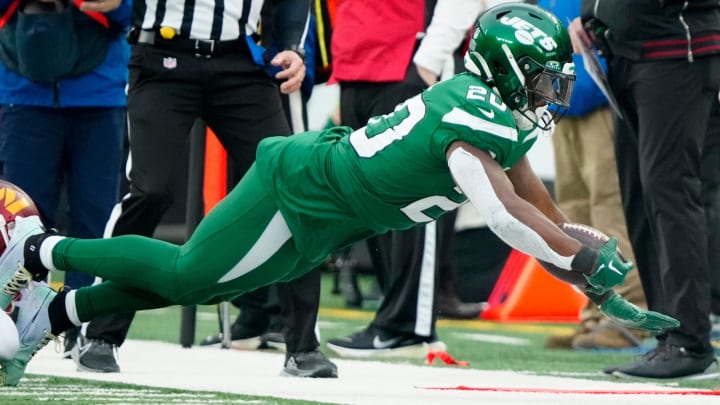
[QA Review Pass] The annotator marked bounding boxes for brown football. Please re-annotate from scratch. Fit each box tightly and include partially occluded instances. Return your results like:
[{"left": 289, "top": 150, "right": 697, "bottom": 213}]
[{"left": 537, "top": 223, "right": 624, "bottom": 287}]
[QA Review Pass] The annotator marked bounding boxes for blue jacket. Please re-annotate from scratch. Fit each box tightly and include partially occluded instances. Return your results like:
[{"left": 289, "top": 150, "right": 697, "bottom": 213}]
[
  {"left": 539, "top": 0, "right": 608, "bottom": 117},
  {"left": 0, "top": 0, "right": 131, "bottom": 107}
]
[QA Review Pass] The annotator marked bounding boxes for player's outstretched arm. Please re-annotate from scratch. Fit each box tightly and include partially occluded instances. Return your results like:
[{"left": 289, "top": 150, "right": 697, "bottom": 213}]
[
  {"left": 506, "top": 156, "right": 568, "bottom": 225},
  {"left": 446, "top": 141, "right": 581, "bottom": 269},
  {"left": 587, "top": 290, "right": 680, "bottom": 333},
  {"left": 506, "top": 157, "right": 632, "bottom": 293},
  {"left": 446, "top": 142, "right": 631, "bottom": 292}
]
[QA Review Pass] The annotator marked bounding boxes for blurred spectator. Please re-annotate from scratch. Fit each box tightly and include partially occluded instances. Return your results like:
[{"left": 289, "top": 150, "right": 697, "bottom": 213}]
[
  {"left": 0, "top": 0, "right": 130, "bottom": 358},
  {"left": 539, "top": 0, "right": 648, "bottom": 351},
  {"left": 575, "top": 0, "right": 720, "bottom": 379}
]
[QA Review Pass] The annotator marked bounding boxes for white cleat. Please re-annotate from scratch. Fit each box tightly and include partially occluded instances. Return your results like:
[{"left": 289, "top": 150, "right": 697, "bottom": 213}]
[
  {"left": 0, "top": 216, "right": 45, "bottom": 312},
  {"left": 1, "top": 282, "right": 57, "bottom": 386}
]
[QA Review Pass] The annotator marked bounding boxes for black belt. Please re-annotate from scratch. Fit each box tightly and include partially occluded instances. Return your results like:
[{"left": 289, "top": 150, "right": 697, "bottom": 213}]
[{"left": 136, "top": 30, "right": 245, "bottom": 58}]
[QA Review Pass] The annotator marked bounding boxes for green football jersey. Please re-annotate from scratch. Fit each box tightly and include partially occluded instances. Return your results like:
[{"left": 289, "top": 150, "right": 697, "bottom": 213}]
[{"left": 256, "top": 72, "right": 542, "bottom": 262}]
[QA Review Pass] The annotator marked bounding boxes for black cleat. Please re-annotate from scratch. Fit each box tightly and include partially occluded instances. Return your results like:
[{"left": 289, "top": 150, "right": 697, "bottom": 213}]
[{"left": 282, "top": 349, "right": 338, "bottom": 378}]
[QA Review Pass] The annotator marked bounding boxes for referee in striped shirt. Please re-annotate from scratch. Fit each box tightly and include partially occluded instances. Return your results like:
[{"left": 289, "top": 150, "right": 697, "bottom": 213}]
[{"left": 73, "top": 0, "right": 338, "bottom": 378}]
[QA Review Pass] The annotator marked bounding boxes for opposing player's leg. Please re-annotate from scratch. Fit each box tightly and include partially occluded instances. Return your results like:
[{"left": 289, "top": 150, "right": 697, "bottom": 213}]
[
  {"left": 1, "top": 282, "right": 56, "bottom": 386},
  {"left": 2, "top": 167, "right": 321, "bottom": 385},
  {"left": 0, "top": 216, "right": 45, "bottom": 312},
  {"left": 15, "top": 232, "right": 312, "bottom": 386}
]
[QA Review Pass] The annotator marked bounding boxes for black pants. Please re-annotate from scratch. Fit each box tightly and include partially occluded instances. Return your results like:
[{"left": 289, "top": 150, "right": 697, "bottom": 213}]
[
  {"left": 338, "top": 64, "right": 451, "bottom": 338},
  {"left": 231, "top": 269, "right": 321, "bottom": 353},
  {"left": 86, "top": 41, "right": 317, "bottom": 351},
  {"left": 703, "top": 100, "right": 720, "bottom": 316},
  {"left": 609, "top": 55, "right": 720, "bottom": 353}
]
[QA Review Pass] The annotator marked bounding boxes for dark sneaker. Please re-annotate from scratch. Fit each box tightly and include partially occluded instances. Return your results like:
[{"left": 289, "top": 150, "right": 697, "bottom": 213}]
[
  {"left": 604, "top": 343, "right": 719, "bottom": 380},
  {"left": 199, "top": 321, "right": 264, "bottom": 350},
  {"left": 257, "top": 316, "right": 285, "bottom": 352},
  {"left": 259, "top": 331, "right": 286, "bottom": 352},
  {"left": 437, "top": 295, "right": 485, "bottom": 320},
  {"left": 326, "top": 327, "right": 446, "bottom": 358},
  {"left": 282, "top": 349, "right": 338, "bottom": 378},
  {"left": 71, "top": 336, "right": 120, "bottom": 373},
  {"left": 62, "top": 326, "right": 80, "bottom": 359}
]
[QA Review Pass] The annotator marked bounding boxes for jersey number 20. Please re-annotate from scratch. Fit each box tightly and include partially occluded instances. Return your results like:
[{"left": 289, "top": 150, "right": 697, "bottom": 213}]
[{"left": 349, "top": 95, "right": 425, "bottom": 158}]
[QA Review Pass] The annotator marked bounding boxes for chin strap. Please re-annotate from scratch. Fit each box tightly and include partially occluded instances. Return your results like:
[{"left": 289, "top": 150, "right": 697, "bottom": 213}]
[{"left": 512, "top": 106, "right": 555, "bottom": 132}]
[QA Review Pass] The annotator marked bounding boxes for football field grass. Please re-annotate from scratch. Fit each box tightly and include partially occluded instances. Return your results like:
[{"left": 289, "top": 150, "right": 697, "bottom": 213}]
[{"left": 2, "top": 273, "right": 719, "bottom": 404}]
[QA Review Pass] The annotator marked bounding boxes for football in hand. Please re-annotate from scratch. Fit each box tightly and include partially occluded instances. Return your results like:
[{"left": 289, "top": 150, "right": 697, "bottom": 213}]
[{"left": 537, "top": 223, "right": 625, "bottom": 287}]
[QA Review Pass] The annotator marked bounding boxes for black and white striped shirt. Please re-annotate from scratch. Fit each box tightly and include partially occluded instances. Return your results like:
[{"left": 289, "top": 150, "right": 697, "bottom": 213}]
[{"left": 135, "top": 0, "right": 309, "bottom": 49}]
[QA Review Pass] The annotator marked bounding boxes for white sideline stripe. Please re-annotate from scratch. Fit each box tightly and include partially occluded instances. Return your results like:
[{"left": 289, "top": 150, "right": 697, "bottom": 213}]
[{"left": 27, "top": 340, "right": 711, "bottom": 405}]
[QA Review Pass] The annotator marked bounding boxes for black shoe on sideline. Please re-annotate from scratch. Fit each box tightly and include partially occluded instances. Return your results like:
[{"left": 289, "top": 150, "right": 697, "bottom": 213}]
[
  {"left": 604, "top": 343, "right": 719, "bottom": 380},
  {"left": 71, "top": 336, "right": 120, "bottom": 373},
  {"left": 258, "top": 316, "right": 286, "bottom": 351},
  {"left": 282, "top": 349, "right": 338, "bottom": 378},
  {"left": 437, "top": 295, "right": 485, "bottom": 320},
  {"left": 259, "top": 332, "right": 286, "bottom": 352},
  {"left": 326, "top": 327, "right": 446, "bottom": 359},
  {"left": 199, "top": 321, "right": 265, "bottom": 349}
]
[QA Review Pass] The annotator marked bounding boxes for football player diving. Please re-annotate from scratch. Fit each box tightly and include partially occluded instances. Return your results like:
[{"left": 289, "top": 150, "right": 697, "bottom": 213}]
[{"left": 0, "top": 3, "right": 678, "bottom": 385}]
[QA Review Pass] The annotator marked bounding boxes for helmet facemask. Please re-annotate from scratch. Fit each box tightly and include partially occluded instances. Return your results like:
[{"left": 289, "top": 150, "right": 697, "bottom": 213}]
[
  {"left": 464, "top": 3, "right": 576, "bottom": 131},
  {"left": 513, "top": 56, "right": 575, "bottom": 130}
]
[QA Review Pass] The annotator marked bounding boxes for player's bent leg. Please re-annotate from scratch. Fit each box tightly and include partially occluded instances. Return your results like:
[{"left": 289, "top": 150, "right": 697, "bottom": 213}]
[
  {"left": 52, "top": 164, "right": 292, "bottom": 306},
  {"left": 172, "top": 167, "right": 318, "bottom": 302},
  {"left": 53, "top": 235, "right": 181, "bottom": 294},
  {"left": 174, "top": 235, "right": 318, "bottom": 307},
  {"left": 0, "top": 216, "right": 46, "bottom": 312},
  {"left": 1, "top": 282, "right": 56, "bottom": 386}
]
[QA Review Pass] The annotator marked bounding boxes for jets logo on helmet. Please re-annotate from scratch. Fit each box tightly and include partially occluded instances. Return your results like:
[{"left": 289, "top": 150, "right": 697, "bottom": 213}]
[
  {"left": 464, "top": 3, "right": 576, "bottom": 124},
  {"left": 500, "top": 15, "right": 559, "bottom": 51}
]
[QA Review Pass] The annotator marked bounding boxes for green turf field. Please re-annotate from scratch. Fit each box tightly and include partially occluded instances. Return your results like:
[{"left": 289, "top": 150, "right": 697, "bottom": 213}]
[
  {"left": 2, "top": 272, "right": 717, "bottom": 404},
  {"left": 125, "top": 273, "right": 720, "bottom": 390}
]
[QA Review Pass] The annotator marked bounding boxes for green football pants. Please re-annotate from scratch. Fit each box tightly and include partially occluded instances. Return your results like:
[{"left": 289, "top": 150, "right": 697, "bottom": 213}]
[{"left": 52, "top": 165, "right": 318, "bottom": 322}]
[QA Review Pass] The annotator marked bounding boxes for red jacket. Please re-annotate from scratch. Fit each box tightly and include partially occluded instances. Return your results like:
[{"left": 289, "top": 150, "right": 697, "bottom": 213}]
[{"left": 329, "top": 0, "right": 425, "bottom": 83}]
